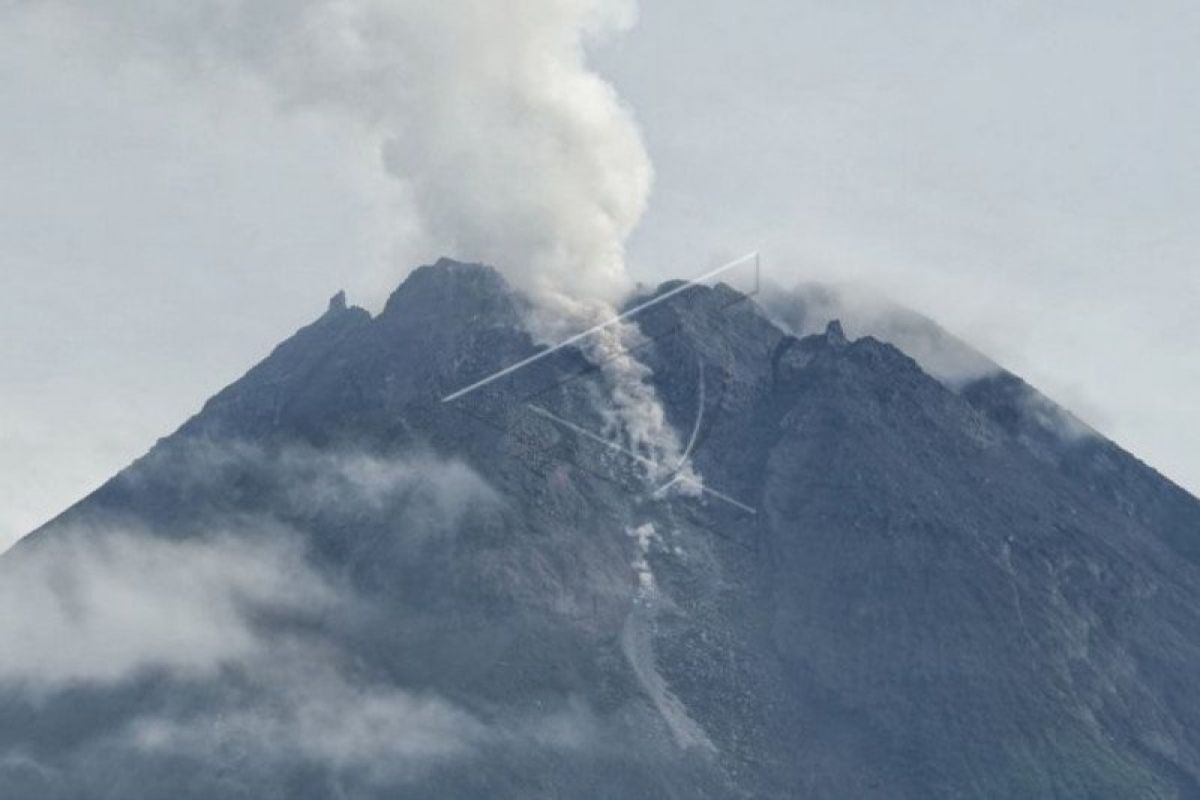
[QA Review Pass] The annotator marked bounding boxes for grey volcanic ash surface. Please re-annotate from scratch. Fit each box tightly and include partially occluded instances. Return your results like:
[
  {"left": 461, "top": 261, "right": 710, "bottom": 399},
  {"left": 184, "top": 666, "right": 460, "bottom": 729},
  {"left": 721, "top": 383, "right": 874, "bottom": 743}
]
[{"left": 4, "top": 260, "right": 1200, "bottom": 799}]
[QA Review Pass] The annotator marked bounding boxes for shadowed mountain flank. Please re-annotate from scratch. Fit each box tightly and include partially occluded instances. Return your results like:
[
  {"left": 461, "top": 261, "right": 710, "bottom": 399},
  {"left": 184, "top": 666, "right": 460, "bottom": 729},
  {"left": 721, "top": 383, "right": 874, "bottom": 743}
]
[{"left": 4, "top": 260, "right": 1200, "bottom": 799}]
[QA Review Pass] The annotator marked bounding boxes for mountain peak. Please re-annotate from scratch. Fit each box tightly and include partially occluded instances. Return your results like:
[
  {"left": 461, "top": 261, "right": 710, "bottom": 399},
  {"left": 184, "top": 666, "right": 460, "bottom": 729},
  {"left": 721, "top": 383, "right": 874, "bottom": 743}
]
[
  {"left": 14, "top": 258, "right": 1200, "bottom": 800},
  {"left": 381, "top": 257, "right": 517, "bottom": 319},
  {"left": 825, "top": 318, "right": 848, "bottom": 346},
  {"left": 326, "top": 290, "right": 347, "bottom": 314},
  {"left": 424, "top": 256, "right": 508, "bottom": 285}
]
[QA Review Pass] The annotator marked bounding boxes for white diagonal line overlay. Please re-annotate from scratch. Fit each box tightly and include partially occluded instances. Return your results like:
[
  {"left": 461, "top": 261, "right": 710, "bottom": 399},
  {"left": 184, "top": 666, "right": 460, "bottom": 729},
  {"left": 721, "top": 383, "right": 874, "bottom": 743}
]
[
  {"left": 441, "top": 252, "right": 759, "bottom": 403},
  {"left": 526, "top": 404, "right": 757, "bottom": 515}
]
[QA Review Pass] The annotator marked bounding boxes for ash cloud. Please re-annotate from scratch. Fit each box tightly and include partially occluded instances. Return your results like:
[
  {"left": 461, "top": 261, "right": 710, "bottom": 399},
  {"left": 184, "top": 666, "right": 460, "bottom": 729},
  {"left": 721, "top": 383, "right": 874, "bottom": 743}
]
[
  {"left": 9, "top": 0, "right": 693, "bottom": 495},
  {"left": 529, "top": 295, "right": 700, "bottom": 491},
  {"left": 11, "top": 0, "right": 651, "bottom": 305}
]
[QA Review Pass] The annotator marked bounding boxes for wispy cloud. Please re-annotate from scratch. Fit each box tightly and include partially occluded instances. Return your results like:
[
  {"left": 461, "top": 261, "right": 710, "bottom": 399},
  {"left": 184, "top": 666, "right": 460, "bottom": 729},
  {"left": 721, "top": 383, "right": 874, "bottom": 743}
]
[
  {"left": 0, "top": 525, "right": 330, "bottom": 690},
  {"left": 0, "top": 442, "right": 615, "bottom": 793}
]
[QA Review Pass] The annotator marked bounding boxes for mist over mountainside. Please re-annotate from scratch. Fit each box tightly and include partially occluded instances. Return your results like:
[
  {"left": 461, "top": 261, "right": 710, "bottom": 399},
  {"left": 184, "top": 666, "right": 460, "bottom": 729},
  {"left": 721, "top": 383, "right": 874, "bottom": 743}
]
[{"left": 4, "top": 259, "right": 1200, "bottom": 799}]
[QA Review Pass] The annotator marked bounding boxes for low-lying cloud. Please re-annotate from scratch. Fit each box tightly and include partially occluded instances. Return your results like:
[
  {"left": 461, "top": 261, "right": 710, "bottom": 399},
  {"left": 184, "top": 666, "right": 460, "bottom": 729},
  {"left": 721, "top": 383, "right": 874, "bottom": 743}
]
[
  {"left": 127, "top": 656, "right": 486, "bottom": 785},
  {"left": 0, "top": 526, "right": 330, "bottom": 690},
  {"left": 4, "top": 0, "right": 696, "bottom": 510},
  {"left": 761, "top": 280, "right": 1001, "bottom": 388},
  {"left": 0, "top": 443, "right": 600, "bottom": 792}
]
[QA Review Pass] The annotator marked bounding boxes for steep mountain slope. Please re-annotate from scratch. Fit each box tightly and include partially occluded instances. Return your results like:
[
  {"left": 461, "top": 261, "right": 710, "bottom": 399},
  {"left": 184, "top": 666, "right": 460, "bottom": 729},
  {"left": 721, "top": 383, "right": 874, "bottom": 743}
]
[{"left": 4, "top": 259, "right": 1200, "bottom": 799}]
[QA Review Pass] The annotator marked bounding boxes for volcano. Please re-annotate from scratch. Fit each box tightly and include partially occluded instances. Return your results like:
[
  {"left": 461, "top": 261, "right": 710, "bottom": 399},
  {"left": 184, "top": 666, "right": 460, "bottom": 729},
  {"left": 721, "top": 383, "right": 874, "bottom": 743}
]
[{"left": 4, "top": 259, "right": 1200, "bottom": 799}]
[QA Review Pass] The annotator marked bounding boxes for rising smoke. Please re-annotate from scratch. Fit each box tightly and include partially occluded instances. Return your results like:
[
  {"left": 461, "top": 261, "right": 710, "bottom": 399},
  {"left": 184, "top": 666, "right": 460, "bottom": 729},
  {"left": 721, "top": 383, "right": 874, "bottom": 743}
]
[
  {"left": 13, "top": 0, "right": 651, "bottom": 304},
  {"left": 11, "top": 0, "right": 691, "bottom": 486}
]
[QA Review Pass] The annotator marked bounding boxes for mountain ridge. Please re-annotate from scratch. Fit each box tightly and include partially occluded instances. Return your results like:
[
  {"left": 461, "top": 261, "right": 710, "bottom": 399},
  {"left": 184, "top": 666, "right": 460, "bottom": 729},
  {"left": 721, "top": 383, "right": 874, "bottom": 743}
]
[{"left": 6, "top": 258, "right": 1200, "bottom": 799}]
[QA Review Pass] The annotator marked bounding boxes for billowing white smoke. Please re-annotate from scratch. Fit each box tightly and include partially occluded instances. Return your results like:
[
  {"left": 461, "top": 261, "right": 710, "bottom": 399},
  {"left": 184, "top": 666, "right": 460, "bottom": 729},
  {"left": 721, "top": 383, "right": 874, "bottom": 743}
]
[
  {"left": 15, "top": 0, "right": 650, "bottom": 304},
  {"left": 531, "top": 294, "right": 701, "bottom": 493},
  {"left": 14, "top": 0, "right": 691, "bottom": 489},
  {"left": 588, "top": 322, "right": 699, "bottom": 491}
]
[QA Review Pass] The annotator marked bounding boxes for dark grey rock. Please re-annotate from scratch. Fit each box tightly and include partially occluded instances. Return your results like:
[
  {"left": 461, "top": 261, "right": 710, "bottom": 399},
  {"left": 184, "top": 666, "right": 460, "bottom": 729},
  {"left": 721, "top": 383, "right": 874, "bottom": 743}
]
[{"left": 4, "top": 259, "right": 1200, "bottom": 799}]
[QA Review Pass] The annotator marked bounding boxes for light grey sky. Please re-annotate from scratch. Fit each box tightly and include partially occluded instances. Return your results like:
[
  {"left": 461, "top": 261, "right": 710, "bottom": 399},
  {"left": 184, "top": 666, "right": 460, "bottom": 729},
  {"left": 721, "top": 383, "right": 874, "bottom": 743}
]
[{"left": 2, "top": 1, "right": 1197, "bottom": 550}]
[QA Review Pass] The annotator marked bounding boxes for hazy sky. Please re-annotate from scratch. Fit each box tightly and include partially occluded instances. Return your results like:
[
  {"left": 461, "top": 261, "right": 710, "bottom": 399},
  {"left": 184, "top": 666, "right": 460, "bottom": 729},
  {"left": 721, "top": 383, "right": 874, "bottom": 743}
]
[{"left": 2, "top": 1, "right": 1198, "bottom": 550}]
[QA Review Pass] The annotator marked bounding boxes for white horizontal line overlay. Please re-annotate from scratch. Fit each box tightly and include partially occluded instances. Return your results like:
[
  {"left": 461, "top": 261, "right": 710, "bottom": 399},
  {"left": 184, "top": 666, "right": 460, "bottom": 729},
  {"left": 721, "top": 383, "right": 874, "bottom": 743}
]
[{"left": 440, "top": 252, "right": 759, "bottom": 403}]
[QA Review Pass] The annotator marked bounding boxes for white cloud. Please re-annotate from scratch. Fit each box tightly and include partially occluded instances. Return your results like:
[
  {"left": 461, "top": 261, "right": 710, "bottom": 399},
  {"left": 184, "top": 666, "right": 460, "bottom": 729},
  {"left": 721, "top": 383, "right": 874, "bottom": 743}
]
[
  {"left": 8, "top": 0, "right": 651, "bottom": 305},
  {"left": 0, "top": 526, "right": 331, "bottom": 689},
  {"left": 1, "top": 0, "right": 1196, "bottom": 558},
  {"left": 761, "top": 280, "right": 1000, "bottom": 388},
  {"left": 602, "top": 0, "right": 1200, "bottom": 494},
  {"left": 0, "top": 0, "right": 692, "bottom": 507},
  {"left": 0, "top": 444, "right": 597, "bottom": 787},
  {"left": 276, "top": 448, "right": 501, "bottom": 526},
  {"left": 127, "top": 656, "right": 485, "bottom": 784},
  {"left": 0, "top": 444, "right": 503, "bottom": 690}
]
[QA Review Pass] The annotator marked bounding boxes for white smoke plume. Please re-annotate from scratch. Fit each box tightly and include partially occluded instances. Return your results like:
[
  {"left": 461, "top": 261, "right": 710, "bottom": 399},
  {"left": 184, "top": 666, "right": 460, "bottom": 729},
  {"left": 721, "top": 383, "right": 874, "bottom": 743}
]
[
  {"left": 12, "top": 0, "right": 651, "bottom": 305},
  {"left": 529, "top": 294, "right": 701, "bottom": 493},
  {"left": 11, "top": 0, "right": 691, "bottom": 490}
]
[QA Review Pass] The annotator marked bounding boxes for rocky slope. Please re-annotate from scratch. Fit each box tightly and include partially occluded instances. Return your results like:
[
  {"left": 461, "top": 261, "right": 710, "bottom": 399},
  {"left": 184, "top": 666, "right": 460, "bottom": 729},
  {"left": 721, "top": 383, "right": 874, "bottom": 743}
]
[{"left": 4, "top": 259, "right": 1200, "bottom": 799}]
